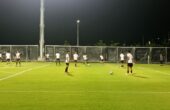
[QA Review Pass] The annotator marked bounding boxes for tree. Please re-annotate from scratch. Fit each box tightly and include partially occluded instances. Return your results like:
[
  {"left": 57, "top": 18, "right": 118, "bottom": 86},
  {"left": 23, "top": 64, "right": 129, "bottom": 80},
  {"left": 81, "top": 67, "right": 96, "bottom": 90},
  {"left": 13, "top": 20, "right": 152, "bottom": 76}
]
[
  {"left": 95, "top": 40, "right": 106, "bottom": 46},
  {"left": 63, "top": 40, "right": 70, "bottom": 45},
  {"left": 110, "top": 41, "right": 120, "bottom": 46}
]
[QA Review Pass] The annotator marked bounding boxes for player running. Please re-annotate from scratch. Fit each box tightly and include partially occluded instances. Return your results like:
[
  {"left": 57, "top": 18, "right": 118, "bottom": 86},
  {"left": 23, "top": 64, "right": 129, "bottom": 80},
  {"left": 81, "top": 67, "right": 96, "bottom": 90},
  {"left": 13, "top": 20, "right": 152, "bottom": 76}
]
[
  {"left": 120, "top": 52, "right": 125, "bottom": 67},
  {"left": 73, "top": 52, "right": 78, "bottom": 67},
  {"left": 15, "top": 51, "right": 21, "bottom": 67},
  {"left": 55, "top": 52, "right": 60, "bottom": 65},
  {"left": 126, "top": 51, "right": 133, "bottom": 75},
  {"left": 6, "top": 51, "right": 11, "bottom": 64},
  {"left": 65, "top": 51, "right": 70, "bottom": 73}
]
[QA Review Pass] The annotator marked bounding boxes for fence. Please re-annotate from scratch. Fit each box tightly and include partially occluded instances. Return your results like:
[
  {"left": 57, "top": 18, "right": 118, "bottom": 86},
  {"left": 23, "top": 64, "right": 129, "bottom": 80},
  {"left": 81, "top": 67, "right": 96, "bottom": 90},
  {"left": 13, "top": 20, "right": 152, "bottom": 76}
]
[
  {"left": 0, "top": 45, "right": 39, "bottom": 61},
  {"left": 45, "top": 45, "right": 170, "bottom": 64},
  {"left": 0, "top": 45, "right": 169, "bottom": 63}
]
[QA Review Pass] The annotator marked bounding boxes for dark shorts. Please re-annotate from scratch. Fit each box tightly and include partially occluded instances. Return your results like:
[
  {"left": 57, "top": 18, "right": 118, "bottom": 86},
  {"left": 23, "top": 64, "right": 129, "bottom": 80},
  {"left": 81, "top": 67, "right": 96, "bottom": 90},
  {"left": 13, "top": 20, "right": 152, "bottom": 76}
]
[
  {"left": 101, "top": 59, "right": 104, "bottom": 61},
  {"left": 74, "top": 60, "right": 77, "bottom": 62},
  {"left": 6, "top": 59, "right": 10, "bottom": 62},
  {"left": 127, "top": 63, "right": 133, "bottom": 67},
  {"left": 56, "top": 59, "right": 60, "bottom": 61},
  {"left": 66, "top": 63, "right": 69, "bottom": 66},
  {"left": 120, "top": 60, "right": 124, "bottom": 63},
  {"left": 16, "top": 59, "right": 21, "bottom": 61}
]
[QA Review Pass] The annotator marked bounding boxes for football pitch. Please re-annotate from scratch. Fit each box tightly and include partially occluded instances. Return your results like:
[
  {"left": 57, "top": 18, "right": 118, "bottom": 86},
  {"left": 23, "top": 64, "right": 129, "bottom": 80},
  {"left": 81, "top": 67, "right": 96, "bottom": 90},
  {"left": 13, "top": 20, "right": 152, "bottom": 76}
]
[{"left": 0, "top": 62, "right": 170, "bottom": 110}]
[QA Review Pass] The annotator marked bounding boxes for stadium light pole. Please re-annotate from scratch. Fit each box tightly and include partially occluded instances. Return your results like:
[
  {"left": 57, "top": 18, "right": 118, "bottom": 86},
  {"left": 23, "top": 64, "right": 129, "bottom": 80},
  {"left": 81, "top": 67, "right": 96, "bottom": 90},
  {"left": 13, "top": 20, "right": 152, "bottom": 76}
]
[
  {"left": 39, "top": 0, "right": 45, "bottom": 60},
  {"left": 76, "top": 20, "right": 80, "bottom": 46}
]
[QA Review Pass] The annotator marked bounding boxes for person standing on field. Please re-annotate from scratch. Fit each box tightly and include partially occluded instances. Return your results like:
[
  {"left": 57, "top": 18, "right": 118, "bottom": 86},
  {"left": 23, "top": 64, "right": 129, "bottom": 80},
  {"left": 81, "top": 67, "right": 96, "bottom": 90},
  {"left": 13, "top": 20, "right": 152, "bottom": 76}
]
[
  {"left": 0, "top": 52, "right": 2, "bottom": 62},
  {"left": 120, "top": 52, "right": 125, "bottom": 67},
  {"left": 55, "top": 52, "right": 60, "bottom": 65},
  {"left": 73, "top": 52, "right": 79, "bottom": 67},
  {"left": 65, "top": 51, "right": 70, "bottom": 73},
  {"left": 83, "top": 54, "right": 88, "bottom": 64},
  {"left": 160, "top": 52, "right": 164, "bottom": 66},
  {"left": 100, "top": 54, "right": 104, "bottom": 63},
  {"left": 126, "top": 51, "right": 133, "bottom": 75},
  {"left": 6, "top": 51, "right": 11, "bottom": 64},
  {"left": 15, "top": 51, "right": 21, "bottom": 67}
]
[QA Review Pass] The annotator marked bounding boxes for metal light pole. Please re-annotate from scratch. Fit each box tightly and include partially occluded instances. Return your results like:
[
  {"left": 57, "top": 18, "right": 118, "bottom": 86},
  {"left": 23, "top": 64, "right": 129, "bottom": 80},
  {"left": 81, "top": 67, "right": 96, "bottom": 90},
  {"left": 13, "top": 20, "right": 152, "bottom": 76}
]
[
  {"left": 76, "top": 20, "right": 80, "bottom": 46},
  {"left": 39, "top": 0, "right": 45, "bottom": 60}
]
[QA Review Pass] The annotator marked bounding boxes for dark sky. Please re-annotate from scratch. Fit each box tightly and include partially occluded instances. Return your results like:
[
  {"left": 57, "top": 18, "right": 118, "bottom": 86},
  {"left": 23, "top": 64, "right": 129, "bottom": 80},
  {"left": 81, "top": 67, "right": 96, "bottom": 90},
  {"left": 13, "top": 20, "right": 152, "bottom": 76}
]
[{"left": 0, "top": 0, "right": 170, "bottom": 45}]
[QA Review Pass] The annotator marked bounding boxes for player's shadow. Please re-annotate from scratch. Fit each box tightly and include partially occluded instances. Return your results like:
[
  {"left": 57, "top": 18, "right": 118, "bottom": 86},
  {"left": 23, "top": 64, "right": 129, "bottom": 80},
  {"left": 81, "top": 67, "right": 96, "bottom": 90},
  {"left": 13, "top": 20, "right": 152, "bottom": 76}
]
[
  {"left": 66, "top": 72, "right": 73, "bottom": 77},
  {"left": 132, "top": 73, "right": 148, "bottom": 79}
]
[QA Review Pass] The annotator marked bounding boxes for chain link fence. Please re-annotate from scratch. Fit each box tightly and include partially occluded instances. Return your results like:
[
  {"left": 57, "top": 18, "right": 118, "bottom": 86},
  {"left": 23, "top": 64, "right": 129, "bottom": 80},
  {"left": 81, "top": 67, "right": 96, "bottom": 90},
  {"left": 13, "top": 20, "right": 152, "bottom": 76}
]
[
  {"left": 0, "top": 45, "right": 38, "bottom": 61},
  {"left": 45, "top": 45, "right": 170, "bottom": 64},
  {"left": 0, "top": 45, "right": 169, "bottom": 63}
]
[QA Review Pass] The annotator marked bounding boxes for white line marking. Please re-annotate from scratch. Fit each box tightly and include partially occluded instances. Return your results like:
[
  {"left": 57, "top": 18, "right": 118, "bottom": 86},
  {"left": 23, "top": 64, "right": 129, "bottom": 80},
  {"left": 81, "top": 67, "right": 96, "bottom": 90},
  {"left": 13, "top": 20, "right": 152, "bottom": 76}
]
[
  {"left": 0, "top": 90, "right": 170, "bottom": 94},
  {"left": 0, "top": 64, "right": 49, "bottom": 81}
]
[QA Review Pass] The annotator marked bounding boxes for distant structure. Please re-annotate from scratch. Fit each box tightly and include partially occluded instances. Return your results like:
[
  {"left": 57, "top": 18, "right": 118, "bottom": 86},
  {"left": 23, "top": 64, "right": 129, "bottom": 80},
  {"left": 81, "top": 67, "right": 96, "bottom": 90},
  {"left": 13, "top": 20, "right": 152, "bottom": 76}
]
[{"left": 39, "top": 0, "right": 45, "bottom": 61}]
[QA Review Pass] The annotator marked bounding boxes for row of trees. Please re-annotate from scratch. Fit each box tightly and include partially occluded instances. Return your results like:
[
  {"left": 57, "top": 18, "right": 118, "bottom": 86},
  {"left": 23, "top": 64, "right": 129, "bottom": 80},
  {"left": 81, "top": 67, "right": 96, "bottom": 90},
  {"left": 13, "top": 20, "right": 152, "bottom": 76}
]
[{"left": 63, "top": 39, "right": 170, "bottom": 47}]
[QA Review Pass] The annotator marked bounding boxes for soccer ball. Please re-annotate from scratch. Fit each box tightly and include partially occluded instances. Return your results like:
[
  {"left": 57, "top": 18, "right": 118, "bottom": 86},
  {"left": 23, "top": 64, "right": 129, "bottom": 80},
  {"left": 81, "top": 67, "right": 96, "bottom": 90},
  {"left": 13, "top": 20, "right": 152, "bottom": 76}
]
[{"left": 109, "top": 71, "right": 113, "bottom": 75}]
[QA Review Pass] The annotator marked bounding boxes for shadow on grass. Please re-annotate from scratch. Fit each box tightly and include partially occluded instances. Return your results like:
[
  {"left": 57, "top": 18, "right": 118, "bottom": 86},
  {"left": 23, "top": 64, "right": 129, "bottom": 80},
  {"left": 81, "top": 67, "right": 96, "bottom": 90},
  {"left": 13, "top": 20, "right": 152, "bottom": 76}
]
[
  {"left": 65, "top": 72, "right": 74, "bottom": 77},
  {"left": 132, "top": 73, "right": 148, "bottom": 79}
]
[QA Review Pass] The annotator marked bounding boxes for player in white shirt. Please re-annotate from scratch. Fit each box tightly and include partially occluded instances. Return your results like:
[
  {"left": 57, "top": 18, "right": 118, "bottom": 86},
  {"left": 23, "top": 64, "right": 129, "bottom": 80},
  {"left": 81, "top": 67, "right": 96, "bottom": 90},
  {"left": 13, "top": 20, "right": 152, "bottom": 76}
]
[
  {"left": 65, "top": 51, "right": 70, "bottom": 73},
  {"left": 6, "top": 52, "right": 11, "bottom": 64},
  {"left": 55, "top": 52, "right": 60, "bottom": 65},
  {"left": 126, "top": 51, "right": 133, "bottom": 74},
  {"left": 0, "top": 52, "right": 2, "bottom": 62},
  {"left": 73, "top": 52, "right": 79, "bottom": 67},
  {"left": 160, "top": 52, "right": 164, "bottom": 66},
  {"left": 15, "top": 51, "right": 21, "bottom": 66},
  {"left": 100, "top": 54, "right": 104, "bottom": 63},
  {"left": 45, "top": 53, "right": 50, "bottom": 61},
  {"left": 83, "top": 54, "right": 88, "bottom": 64},
  {"left": 120, "top": 52, "right": 125, "bottom": 67}
]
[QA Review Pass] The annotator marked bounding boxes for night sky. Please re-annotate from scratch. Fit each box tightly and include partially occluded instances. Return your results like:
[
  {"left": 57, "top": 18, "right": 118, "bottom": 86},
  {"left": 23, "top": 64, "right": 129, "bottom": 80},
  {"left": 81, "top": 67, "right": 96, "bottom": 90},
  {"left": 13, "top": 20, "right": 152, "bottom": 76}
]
[{"left": 0, "top": 0, "right": 169, "bottom": 45}]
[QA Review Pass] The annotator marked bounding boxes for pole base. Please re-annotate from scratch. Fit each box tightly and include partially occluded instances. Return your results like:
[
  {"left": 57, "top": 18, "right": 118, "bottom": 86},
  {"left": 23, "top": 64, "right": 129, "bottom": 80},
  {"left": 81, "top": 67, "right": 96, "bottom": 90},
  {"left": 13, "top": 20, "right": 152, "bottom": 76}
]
[{"left": 38, "top": 57, "right": 45, "bottom": 61}]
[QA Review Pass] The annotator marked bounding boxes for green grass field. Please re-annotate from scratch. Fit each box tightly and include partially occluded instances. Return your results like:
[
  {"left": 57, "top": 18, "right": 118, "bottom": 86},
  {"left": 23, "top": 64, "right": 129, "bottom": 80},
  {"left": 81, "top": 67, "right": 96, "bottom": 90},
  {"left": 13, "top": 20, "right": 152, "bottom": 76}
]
[{"left": 0, "top": 62, "right": 170, "bottom": 110}]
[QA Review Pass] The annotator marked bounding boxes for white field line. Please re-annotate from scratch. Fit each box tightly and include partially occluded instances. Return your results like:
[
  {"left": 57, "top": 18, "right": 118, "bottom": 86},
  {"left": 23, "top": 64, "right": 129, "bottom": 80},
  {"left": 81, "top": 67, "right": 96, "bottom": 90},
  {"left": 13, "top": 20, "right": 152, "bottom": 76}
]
[
  {"left": 0, "top": 90, "right": 170, "bottom": 94},
  {"left": 0, "top": 64, "right": 50, "bottom": 81},
  {"left": 137, "top": 67, "right": 170, "bottom": 76}
]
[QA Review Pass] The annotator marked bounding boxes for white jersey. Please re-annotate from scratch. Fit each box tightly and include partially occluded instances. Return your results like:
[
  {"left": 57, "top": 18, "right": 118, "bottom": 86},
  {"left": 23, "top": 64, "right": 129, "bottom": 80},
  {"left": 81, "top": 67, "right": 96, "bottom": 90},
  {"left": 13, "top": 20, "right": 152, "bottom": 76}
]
[
  {"left": 56, "top": 53, "right": 60, "bottom": 59},
  {"left": 65, "top": 54, "right": 70, "bottom": 63},
  {"left": 120, "top": 53, "right": 125, "bottom": 61},
  {"left": 83, "top": 55, "right": 87, "bottom": 60},
  {"left": 160, "top": 54, "right": 163, "bottom": 61},
  {"left": 127, "top": 53, "right": 133, "bottom": 63},
  {"left": 0, "top": 53, "right": 2, "bottom": 58},
  {"left": 73, "top": 54, "right": 78, "bottom": 60},
  {"left": 16, "top": 52, "right": 21, "bottom": 59},
  {"left": 100, "top": 55, "right": 104, "bottom": 60},
  {"left": 6, "top": 53, "right": 11, "bottom": 59},
  {"left": 46, "top": 54, "right": 49, "bottom": 58}
]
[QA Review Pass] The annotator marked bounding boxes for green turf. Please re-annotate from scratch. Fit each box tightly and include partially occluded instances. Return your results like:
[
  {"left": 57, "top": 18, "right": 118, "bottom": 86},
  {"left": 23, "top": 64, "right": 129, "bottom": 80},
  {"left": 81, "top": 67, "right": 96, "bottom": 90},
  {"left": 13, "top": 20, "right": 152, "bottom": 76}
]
[{"left": 0, "top": 62, "right": 170, "bottom": 110}]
